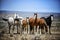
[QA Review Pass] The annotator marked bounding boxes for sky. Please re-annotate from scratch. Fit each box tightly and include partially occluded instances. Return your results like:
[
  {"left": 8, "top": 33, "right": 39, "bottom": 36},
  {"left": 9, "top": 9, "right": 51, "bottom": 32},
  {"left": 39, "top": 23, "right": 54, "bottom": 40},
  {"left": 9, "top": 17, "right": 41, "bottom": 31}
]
[{"left": 0, "top": 0, "right": 60, "bottom": 13}]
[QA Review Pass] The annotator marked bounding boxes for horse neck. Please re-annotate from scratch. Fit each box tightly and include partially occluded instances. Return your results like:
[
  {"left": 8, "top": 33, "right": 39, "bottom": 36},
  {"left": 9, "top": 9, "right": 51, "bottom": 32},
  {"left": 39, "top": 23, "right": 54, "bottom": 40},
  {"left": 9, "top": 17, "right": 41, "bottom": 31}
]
[
  {"left": 34, "top": 14, "right": 37, "bottom": 23},
  {"left": 47, "top": 16, "right": 51, "bottom": 19},
  {"left": 46, "top": 16, "right": 51, "bottom": 22}
]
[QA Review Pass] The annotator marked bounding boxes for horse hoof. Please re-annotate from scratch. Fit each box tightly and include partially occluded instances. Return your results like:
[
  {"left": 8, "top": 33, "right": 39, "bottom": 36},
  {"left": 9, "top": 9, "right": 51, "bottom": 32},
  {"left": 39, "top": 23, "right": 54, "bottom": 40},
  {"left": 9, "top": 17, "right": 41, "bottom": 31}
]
[{"left": 10, "top": 34, "right": 13, "bottom": 37}]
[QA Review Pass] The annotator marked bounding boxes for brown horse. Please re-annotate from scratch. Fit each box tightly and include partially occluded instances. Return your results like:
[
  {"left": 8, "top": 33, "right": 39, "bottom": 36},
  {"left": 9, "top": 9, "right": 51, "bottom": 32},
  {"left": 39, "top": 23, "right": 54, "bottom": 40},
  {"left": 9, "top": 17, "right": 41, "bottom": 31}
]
[
  {"left": 22, "top": 19, "right": 27, "bottom": 27},
  {"left": 29, "top": 13, "right": 48, "bottom": 33},
  {"left": 39, "top": 18, "right": 48, "bottom": 33},
  {"left": 22, "top": 18, "right": 27, "bottom": 32},
  {"left": 22, "top": 13, "right": 48, "bottom": 34}
]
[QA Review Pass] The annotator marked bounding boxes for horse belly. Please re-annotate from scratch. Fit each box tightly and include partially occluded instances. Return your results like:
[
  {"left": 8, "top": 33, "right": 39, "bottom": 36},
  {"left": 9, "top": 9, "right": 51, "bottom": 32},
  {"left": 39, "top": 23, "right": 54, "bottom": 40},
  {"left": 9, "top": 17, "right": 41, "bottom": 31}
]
[{"left": 39, "top": 19, "right": 45, "bottom": 24}]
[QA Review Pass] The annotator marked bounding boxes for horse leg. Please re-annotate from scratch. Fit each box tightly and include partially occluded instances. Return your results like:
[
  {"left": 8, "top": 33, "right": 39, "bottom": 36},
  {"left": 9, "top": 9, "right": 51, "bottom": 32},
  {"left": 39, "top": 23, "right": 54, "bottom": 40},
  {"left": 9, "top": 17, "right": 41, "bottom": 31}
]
[
  {"left": 47, "top": 25, "right": 51, "bottom": 34},
  {"left": 44, "top": 23, "right": 48, "bottom": 34},
  {"left": 30, "top": 25, "right": 31, "bottom": 34},
  {"left": 49, "top": 25, "right": 51, "bottom": 34},
  {"left": 13, "top": 24, "right": 15, "bottom": 32},
  {"left": 28, "top": 24, "right": 30, "bottom": 34},
  {"left": 43, "top": 25, "right": 46, "bottom": 34},
  {"left": 25, "top": 26, "right": 27, "bottom": 34},
  {"left": 37, "top": 26, "right": 39, "bottom": 34},
  {"left": 17, "top": 24, "right": 20, "bottom": 34},
  {"left": 24, "top": 27, "right": 27, "bottom": 34},
  {"left": 23, "top": 27, "right": 25, "bottom": 34},
  {"left": 21, "top": 25, "right": 23, "bottom": 33},
  {"left": 32, "top": 28, "right": 34, "bottom": 34},
  {"left": 9, "top": 25, "right": 11, "bottom": 33},
  {"left": 16, "top": 25, "right": 18, "bottom": 33},
  {"left": 34, "top": 26, "right": 36, "bottom": 34},
  {"left": 47, "top": 26, "right": 49, "bottom": 34},
  {"left": 39, "top": 25, "right": 41, "bottom": 35},
  {"left": 30, "top": 26, "right": 34, "bottom": 34}
]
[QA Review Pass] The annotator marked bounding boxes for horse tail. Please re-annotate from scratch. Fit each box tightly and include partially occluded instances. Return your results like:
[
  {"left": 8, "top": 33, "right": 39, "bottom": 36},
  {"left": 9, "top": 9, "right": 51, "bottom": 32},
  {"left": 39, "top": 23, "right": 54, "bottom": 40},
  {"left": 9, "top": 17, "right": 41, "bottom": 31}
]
[
  {"left": 2, "top": 18, "right": 8, "bottom": 21},
  {"left": 44, "top": 21, "right": 48, "bottom": 32}
]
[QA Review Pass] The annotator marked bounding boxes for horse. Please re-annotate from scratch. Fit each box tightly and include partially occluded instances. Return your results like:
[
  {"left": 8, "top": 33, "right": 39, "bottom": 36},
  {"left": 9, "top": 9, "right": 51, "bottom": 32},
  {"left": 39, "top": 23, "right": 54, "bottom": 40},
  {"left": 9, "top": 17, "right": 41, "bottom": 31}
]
[
  {"left": 2, "top": 17, "right": 14, "bottom": 33},
  {"left": 2, "top": 14, "right": 23, "bottom": 34},
  {"left": 41, "top": 15, "right": 54, "bottom": 34},
  {"left": 22, "top": 13, "right": 48, "bottom": 34},
  {"left": 22, "top": 13, "right": 38, "bottom": 34},
  {"left": 22, "top": 18, "right": 27, "bottom": 32},
  {"left": 30, "top": 13, "right": 49, "bottom": 34}
]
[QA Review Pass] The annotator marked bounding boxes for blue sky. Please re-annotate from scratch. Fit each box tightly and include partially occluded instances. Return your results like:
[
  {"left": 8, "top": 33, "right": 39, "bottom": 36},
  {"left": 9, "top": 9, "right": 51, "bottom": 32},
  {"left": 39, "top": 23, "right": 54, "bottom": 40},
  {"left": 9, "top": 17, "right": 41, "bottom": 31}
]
[{"left": 0, "top": 0, "right": 60, "bottom": 13}]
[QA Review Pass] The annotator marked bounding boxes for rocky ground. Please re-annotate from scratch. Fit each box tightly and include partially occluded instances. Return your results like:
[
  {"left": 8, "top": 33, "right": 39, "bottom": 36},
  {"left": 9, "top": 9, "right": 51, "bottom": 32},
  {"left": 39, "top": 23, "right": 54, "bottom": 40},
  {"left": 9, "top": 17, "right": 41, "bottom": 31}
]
[
  {"left": 0, "top": 33, "right": 60, "bottom": 40},
  {"left": 0, "top": 26, "right": 60, "bottom": 40}
]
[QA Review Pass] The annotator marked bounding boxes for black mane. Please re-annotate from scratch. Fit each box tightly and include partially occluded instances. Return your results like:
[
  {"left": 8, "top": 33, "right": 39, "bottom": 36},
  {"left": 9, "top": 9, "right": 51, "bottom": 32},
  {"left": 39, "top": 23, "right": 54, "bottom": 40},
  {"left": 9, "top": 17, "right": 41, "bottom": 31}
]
[{"left": 41, "top": 15, "right": 53, "bottom": 26}]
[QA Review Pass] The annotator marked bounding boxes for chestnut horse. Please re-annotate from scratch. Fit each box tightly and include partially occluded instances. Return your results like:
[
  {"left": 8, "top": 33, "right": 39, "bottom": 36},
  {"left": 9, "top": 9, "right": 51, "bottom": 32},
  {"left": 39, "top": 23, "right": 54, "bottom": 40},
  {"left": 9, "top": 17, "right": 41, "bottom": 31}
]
[
  {"left": 29, "top": 13, "right": 48, "bottom": 33},
  {"left": 22, "top": 13, "right": 48, "bottom": 34}
]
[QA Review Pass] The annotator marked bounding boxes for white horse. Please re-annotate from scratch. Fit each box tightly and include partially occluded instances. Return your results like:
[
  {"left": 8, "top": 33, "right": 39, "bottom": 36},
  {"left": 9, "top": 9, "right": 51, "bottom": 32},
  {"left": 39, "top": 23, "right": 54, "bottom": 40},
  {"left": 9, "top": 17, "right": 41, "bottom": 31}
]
[{"left": 2, "top": 14, "right": 23, "bottom": 34}]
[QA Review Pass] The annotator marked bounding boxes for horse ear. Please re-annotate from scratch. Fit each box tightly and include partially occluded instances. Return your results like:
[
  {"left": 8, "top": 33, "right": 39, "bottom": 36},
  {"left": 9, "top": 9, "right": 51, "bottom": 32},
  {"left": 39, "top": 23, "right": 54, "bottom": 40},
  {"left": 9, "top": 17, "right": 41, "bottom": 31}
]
[
  {"left": 34, "top": 13, "right": 37, "bottom": 15},
  {"left": 51, "top": 15, "right": 53, "bottom": 16},
  {"left": 50, "top": 14, "right": 53, "bottom": 16}
]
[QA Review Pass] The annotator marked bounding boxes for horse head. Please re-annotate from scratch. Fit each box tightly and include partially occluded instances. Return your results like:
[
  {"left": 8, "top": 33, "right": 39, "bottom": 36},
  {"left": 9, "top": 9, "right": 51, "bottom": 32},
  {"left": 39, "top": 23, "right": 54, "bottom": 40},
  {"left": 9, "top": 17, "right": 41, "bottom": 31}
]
[
  {"left": 34, "top": 13, "right": 38, "bottom": 22},
  {"left": 50, "top": 15, "right": 54, "bottom": 21},
  {"left": 34, "top": 13, "right": 37, "bottom": 16}
]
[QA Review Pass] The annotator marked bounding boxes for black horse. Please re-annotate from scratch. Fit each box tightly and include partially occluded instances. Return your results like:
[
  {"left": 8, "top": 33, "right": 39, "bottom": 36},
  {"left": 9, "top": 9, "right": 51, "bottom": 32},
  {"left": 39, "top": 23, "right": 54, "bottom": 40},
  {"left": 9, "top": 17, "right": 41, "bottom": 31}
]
[{"left": 41, "top": 15, "right": 54, "bottom": 34}]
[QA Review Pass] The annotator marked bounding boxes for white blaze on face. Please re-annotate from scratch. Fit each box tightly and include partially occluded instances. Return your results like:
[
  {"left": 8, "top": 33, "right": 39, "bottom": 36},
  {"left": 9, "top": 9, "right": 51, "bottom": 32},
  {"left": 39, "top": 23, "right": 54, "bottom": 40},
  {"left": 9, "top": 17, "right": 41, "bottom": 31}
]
[
  {"left": 14, "top": 13, "right": 19, "bottom": 18},
  {"left": 14, "top": 13, "right": 17, "bottom": 18},
  {"left": 34, "top": 15, "right": 36, "bottom": 19},
  {"left": 8, "top": 17, "right": 14, "bottom": 22},
  {"left": 51, "top": 16, "right": 53, "bottom": 21}
]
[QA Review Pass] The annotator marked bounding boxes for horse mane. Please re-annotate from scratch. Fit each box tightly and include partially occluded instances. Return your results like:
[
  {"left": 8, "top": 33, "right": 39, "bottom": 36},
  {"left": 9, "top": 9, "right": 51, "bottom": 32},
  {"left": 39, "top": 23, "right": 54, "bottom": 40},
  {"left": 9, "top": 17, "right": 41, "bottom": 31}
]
[{"left": 46, "top": 15, "right": 53, "bottom": 19}]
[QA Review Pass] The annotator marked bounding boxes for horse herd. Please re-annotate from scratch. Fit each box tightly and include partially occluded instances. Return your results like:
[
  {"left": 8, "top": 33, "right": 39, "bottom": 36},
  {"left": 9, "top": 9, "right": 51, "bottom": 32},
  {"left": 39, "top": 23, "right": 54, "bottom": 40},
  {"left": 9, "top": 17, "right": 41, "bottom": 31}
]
[{"left": 2, "top": 13, "right": 54, "bottom": 34}]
